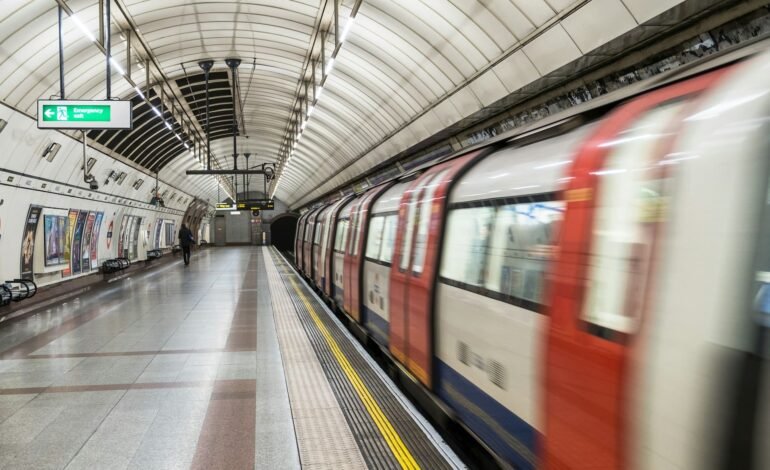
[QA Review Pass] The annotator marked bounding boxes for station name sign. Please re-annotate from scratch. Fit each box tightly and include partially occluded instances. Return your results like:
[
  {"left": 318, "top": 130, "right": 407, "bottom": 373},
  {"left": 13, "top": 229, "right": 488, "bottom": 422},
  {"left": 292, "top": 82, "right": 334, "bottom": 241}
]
[
  {"left": 37, "top": 100, "right": 133, "bottom": 130},
  {"left": 236, "top": 199, "right": 275, "bottom": 211}
]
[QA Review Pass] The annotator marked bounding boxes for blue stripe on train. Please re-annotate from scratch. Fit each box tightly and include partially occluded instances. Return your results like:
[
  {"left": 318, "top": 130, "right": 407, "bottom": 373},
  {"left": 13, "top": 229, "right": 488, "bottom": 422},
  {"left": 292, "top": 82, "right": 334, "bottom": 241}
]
[
  {"left": 362, "top": 305, "right": 389, "bottom": 347},
  {"left": 436, "top": 360, "right": 539, "bottom": 470}
]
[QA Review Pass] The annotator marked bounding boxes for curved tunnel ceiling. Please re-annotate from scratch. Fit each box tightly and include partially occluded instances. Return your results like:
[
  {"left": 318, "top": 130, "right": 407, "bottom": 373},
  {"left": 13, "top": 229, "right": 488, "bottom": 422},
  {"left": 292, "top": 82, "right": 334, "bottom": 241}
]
[{"left": 0, "top": 0, "right": 705, "bottom": 207}]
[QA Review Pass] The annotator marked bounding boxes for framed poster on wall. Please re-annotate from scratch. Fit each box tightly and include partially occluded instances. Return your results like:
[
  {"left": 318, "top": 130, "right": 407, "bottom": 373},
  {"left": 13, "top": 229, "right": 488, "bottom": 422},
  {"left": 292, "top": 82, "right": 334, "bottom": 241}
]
[
  {"left": 43, "top": 214, "right": 67, "bottom": 266},
  {"left": 90, "top": 212, "right": 103, "bottom": 269},
  {"left": 71, "top": 211, "right": 87, "bottom": 275},
  {"left": 20, "top": 205, "right": 42, "bottom": 280},
  {"left": 81, "top": 212, "right": 96, "bottom": 273},
  {"left": 62, "top": 209, "right": 79, "bottom": 277}
]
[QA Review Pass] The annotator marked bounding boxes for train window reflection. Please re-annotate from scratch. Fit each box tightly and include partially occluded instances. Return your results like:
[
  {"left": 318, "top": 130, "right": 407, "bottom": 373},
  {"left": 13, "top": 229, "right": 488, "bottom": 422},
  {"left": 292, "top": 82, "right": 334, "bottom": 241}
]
[
  {"left": 413, "top": 170, "right": 450, "bottom": 274},
  {"left": 334, "top": 219, "right": 348, "bottom": 253},
  {"left": 441, "top": 207, "right": 495, "bottom": 287},
  {"left": 485, "top": 201, "right": 563, "bottom": 304},
  {"left": 581, "top": 102, "right": 681, "bottom": 335},
  {"left": 366, "top": 216, "right": 385, "bottom": 260},
  {"left": 381, "top": 215, "right": 398, "bottom": 264},
  {"left": 400, "top": 174, "right": 437, "bottom": 271}
]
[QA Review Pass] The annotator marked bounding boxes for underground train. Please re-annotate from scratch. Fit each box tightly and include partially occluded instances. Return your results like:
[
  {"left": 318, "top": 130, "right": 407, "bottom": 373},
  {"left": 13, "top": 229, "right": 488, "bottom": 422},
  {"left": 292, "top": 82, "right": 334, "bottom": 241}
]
[{"left": 293, "top": 45, "right": 770, "bottom": 469}]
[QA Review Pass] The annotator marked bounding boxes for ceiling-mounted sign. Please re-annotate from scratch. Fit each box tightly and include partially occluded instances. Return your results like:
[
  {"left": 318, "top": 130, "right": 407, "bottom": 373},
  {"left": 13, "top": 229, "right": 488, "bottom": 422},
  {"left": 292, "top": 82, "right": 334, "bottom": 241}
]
[
  {"left": 216, "top": 203, "right": 235, "bottom": 210},
  {"left": 237, "top": 199, "right": 274, "bottom": 210},
  {"left": 37, "top": 100, "right": 133, "bottom": 130}
]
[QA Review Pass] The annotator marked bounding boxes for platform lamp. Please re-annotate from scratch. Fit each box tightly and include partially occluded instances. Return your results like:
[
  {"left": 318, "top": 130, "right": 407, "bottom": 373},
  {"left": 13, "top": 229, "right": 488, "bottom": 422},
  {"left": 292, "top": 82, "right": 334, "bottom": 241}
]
[
  {"left": 198, "top": 59, "right": 214, "bottom": 170},
  {"left": 225, "top": 57, "right": 241, "bottom": 171}
]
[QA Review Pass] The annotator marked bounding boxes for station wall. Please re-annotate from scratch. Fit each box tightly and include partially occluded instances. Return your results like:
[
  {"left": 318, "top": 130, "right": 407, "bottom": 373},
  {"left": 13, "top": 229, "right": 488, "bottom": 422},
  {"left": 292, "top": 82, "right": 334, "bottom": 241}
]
[{"left": 0, "top": 103, "right": 197, "bottom": 285}]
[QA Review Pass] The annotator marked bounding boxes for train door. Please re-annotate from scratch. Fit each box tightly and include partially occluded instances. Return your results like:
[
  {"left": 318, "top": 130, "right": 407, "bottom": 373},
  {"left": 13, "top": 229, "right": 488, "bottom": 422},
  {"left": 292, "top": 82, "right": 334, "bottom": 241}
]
[
  {"left": 343, "top": 186, "right": 390, "bottom": 323},
  {"left": 295, "top": 213, "right": 306, "bottom": 268},
  {"left": 302, "top": 208, "right": 319, "bottom": 275},
  {"left": 543, "top": 71, "right": 725, "bottom": 470},
  {"left": 313, "top": 206, "right": 333, "bottom": 286},
  {"left": 333, "top": 199, "right": 355, "bottom": 306},
  {"left": 320, "top": 197, "right": 351, "bottom": 295},
  {"left": 389, "top": 152, "right": 482, "bottom": 386}
]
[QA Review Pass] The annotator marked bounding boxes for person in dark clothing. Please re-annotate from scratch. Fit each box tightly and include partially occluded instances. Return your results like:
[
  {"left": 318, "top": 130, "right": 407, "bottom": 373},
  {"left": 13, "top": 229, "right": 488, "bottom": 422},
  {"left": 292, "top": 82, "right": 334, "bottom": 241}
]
[{"left": 178, "top": 223, "right": 194, "bottom": 265}]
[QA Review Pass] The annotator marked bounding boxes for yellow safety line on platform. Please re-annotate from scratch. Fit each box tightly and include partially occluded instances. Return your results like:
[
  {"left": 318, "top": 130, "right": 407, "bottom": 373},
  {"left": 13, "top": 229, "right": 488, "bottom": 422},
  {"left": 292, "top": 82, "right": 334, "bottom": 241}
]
[{"left": 285, "top": 274, "right": 420, "bottom": 470}]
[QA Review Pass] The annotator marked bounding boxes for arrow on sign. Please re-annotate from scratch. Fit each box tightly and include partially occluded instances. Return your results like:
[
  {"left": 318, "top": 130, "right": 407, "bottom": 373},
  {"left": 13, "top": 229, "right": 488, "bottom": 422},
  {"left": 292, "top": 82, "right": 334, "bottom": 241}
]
[{"left": 44, "top": 109, "right": 55, "bottom": 118}]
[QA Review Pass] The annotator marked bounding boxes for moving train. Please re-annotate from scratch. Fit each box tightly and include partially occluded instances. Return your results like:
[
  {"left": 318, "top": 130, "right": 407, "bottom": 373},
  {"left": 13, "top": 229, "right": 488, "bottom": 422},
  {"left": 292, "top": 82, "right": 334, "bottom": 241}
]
[{"left": 294, "top": 44, "right": 770, "bottom": 469}]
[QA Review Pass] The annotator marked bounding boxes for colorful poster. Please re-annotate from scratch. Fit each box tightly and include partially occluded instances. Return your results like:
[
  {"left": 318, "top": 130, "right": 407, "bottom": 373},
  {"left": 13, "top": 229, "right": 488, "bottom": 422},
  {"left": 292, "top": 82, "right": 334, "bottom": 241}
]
[
  {"left": 154, "top": 219, "right": 163, "bottom": 249},
  {"left": 63, "top": 209, "right": 79, "bottom": 277},
  {"left": 90, "top": 212, "right": 103, "bottom": 269},
  {"left": 43, "top": 215, "right": 66, "bottom": 266},
  {"left": 165, "top": 222, "right": 175, "bottom": 247},
  {"left": 105, "top": 219, "right": 114, "bottom": 251},
  {"left": 118, "top": 215, "right": 128, "bottom": 258},
  {"left": 81, "top": 212, "right": 96, "bottom": 273},
  {"left": 20, "top": 205, "right": 42, "bottom": 280},
  {"left": 71, "top": 211, "right": 87, "bottom": 275}
]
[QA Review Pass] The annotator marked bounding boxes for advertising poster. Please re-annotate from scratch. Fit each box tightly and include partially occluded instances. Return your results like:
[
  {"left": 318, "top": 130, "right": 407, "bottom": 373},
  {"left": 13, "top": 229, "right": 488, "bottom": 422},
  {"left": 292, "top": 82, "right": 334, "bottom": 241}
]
[
  {"left": 165, "top": 222, "right": 175, "bottom": 247},
  {"left": 154, "top": 219, "right": 163, "bottom": 249},
  {"left": 117, "top": 215, "right": 128, "bottom": 257},
  {"left": 81, "top": 212, "right": 96, "bottom": 273},
  {"left": 20, "top": 205, "right": 42, "bottom": 280},
  {"left": 90, "top": 212, "right": 103, "bottom": 269},
  {"left": 43, "top": 215, "right": 66, "bottom": 266},
  {"left": 105, "top": 219, "right": 114, "bottom": 251},
  {"left": 63, "top": 209, "right": 79, "bottom": 277},
  {"left": 71, "top": 211, "right": 87, "bottom": 275}
]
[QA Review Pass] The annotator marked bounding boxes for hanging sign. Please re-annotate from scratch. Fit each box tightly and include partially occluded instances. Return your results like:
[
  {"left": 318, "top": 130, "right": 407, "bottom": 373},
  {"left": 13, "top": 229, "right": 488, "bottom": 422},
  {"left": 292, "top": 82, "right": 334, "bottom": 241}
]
[{"left": 37, "top": 100, "right": 133, "bottom": 130}]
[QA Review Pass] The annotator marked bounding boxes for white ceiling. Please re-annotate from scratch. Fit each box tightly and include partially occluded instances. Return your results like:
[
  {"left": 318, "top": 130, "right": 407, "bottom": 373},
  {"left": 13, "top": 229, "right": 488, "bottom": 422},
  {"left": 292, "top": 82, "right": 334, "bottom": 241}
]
[{"left": 0, "top": 0, "right": 690, "bottom": 207}]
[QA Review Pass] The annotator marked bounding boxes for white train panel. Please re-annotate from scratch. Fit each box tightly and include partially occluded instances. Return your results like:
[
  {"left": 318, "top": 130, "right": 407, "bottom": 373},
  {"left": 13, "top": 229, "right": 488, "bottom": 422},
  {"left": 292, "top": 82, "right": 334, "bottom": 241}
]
[
  {"left": 435, "top": 283, "right": 545, "bottom": 432},
  {"left": 362, "top": 260, "right": 392, "bottom": 346}
]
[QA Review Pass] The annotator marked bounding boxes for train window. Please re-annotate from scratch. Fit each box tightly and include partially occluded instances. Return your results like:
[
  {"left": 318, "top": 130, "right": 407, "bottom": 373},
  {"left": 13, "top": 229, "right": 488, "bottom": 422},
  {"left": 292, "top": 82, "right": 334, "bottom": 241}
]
[
  {"left": 440, "top": 206, "right": 495, "bottom": 287},
  {"left": 380, "top": 215, "right": 398, "bottom": 264},
  {"left": 485, "top": 200, "right": 564, "bottom": 305},
  {"left": 581, "top": 103, "right": 682, "bottom": 335},
  {"left": 400, "top": 174, "right": 437, "bottom": 271},
  {"left": 413, "top": 170, "right": 449, "bottom": 274},
  {"left": 334, "top": 219, "right": 349, "bottom": 253},
  {"left": 366, "top": 216, "right": 385, "bottom": 260},
  {"left": 351, "top": 208, "right": 362, "bottom": 256},
  {"left": 314, "top": 222, "right": 322, "bottom": 244}
]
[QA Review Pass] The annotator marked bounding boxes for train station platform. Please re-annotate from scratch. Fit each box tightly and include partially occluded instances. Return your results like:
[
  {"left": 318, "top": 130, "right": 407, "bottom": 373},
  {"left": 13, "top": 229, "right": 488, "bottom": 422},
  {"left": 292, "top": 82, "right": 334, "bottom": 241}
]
[{"left": 0, "top": 247, "right": 462, "bottom": 469}]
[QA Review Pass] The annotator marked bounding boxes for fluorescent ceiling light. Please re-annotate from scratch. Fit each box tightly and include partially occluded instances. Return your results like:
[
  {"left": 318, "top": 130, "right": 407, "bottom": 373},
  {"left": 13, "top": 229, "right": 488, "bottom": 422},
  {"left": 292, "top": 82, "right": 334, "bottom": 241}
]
[
  {"left": 324, "top": 58, "right": 335, "bottom": 76},
  {"left": 134, "top": 86, "right": 145, "bottom": 99},
  {"left": 340, "top": 17, "right": 355, "bottom": 43},
  {"left": 70, "top": 14, "right": 96, "bottom": 43},
  {"left": 109, "top": 57, "right": 125, "bottom": 75}
]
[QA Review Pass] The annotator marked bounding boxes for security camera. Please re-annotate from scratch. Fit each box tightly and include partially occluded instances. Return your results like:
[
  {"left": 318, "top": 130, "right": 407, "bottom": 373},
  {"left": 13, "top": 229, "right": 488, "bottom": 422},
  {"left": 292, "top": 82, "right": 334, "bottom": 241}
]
[{"left": 85, "top": 174, "right": 99, "bottom": 191}]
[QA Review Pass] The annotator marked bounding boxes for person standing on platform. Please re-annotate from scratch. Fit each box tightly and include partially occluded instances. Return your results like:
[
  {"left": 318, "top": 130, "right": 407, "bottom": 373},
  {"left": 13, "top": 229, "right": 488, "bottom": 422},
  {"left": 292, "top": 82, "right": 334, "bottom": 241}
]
[{"left": 178, "top": 223, "right": 194, "bottom": 266}]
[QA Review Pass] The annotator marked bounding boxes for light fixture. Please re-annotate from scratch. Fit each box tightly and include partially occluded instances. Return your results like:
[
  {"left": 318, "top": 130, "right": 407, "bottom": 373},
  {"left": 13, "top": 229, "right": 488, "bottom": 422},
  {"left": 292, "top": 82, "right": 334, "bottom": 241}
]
[
  {"left": 69, "top": 14, "right": 96, "bottom": 43},
  {"left": 42, "top": 142, "right": 61, "bottom": 162},
  {"left": 324, "top": 58, "right": 335, "bottom": 76},
  {"left": 109, "top": 57, "right": 125, "bottom": 75}
]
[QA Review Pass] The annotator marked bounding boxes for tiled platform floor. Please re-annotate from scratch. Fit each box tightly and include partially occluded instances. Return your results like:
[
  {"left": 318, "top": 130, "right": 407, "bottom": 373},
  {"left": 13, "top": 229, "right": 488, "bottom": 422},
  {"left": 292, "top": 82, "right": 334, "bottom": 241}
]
[
  {"left": 0, "top": 247, "right": 292, "bottom": 469},
  {"left": 0, "top": 247, "right": 460, "bottom": 470}
]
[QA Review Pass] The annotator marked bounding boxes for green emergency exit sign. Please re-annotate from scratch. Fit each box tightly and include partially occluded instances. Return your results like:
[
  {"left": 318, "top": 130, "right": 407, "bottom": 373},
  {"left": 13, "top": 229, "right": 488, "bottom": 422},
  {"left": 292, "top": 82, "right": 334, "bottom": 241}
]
[
  {"left": 42, "top": 104, "right": 111, "bottom": 122},
  {"left": 37, "top": 100, "right": 132, "bottom": 130}
]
